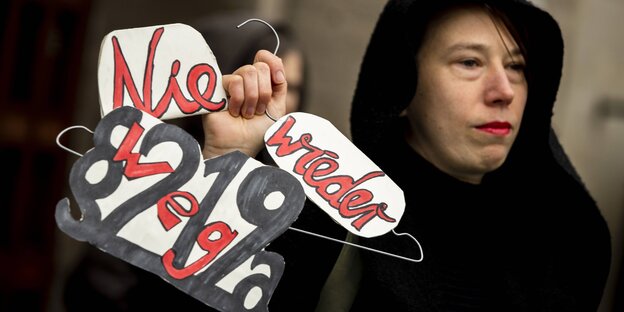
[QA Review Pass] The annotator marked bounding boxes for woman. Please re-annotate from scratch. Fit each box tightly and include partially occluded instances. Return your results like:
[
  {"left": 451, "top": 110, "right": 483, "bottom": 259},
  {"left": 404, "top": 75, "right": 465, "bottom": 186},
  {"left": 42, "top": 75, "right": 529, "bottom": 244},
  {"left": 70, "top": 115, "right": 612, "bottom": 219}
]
[{"left": 346, "top": 0, "right": 611, "bottom": 311}]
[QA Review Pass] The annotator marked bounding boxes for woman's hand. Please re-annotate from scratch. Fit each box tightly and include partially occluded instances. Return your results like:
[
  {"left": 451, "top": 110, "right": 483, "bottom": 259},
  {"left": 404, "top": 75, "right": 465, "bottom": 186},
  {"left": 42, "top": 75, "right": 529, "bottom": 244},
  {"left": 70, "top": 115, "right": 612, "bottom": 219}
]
[{"left": 201, "top": 50, "right": 286, "bottom": 159}]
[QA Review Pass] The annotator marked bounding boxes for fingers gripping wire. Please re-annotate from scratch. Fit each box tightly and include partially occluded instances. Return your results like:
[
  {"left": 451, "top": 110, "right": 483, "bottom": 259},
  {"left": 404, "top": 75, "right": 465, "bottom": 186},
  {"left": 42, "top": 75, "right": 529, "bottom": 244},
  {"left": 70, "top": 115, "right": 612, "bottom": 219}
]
[
  {"left": 236, "top": 18, "right": 280, "bottom": 123},
  {"left": 263, "top": 110, "right": 278, "bottom": 122}
]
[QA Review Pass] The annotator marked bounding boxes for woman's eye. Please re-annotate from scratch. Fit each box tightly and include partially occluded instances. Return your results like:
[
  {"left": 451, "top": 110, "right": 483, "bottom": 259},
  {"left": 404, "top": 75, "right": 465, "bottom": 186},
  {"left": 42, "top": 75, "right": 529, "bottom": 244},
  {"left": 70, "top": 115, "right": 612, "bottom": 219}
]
[
  {"left": 508, "top": 62, "right": 526, "bottom": 72},
  {"left": 459, "top": 59, "right": 479, "bottom": 67}
]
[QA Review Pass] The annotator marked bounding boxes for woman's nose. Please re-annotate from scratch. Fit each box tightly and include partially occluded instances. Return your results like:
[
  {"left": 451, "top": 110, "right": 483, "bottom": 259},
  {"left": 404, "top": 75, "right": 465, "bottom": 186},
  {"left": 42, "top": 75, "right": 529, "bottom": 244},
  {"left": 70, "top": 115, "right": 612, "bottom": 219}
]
[{"left": 484, "top": 65, "right": 515, "bottom": 106}]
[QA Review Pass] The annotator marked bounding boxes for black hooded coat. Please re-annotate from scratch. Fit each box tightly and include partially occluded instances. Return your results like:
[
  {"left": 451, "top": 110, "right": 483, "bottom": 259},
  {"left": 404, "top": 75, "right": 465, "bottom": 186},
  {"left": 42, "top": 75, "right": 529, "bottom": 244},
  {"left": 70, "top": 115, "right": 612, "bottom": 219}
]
[{"left": 346, "top": 0, "right": 611, "bottom": 311}]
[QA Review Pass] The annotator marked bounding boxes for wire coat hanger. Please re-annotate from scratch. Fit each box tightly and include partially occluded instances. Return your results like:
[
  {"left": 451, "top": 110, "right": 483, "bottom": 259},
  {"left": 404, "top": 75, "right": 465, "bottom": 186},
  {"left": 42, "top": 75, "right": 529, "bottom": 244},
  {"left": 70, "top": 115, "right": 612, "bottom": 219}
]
[
  {"left": 56, "top": 20, "right": 424, "bottom": 263},
  {"left": 237, "top": 18, "right": 423, "bottom": 262}
]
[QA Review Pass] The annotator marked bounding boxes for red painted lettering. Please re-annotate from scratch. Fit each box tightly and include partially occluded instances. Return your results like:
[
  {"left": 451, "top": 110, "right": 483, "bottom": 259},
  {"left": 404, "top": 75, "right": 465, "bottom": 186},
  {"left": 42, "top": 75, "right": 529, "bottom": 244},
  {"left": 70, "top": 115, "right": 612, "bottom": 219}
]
[
  {"left": 265, "top": 116, "right": 306, "bottom": 156},
  {"left": 113, "top": 122, "right": 175, "bottom": 179},
  {"left": 162, "top": 221, "right": 238, "bottom": 279},
  {"left": 111, "top": 27, "right": 225, "bottom": 118},
  {"left": 157, "top": 191, "right": 199, "bottom": 231},
  {"left": 266, "top": 116, "right": 396, "bottom": 231}
]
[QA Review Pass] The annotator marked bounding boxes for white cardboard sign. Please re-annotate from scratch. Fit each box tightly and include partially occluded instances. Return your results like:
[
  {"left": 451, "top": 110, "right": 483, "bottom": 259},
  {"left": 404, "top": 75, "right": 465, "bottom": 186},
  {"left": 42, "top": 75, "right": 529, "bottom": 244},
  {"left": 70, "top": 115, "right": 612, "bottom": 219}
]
[
  {"left": 56, "top": 106, "right": 306, "bottom": 311},
  {"left": 98, "top": 24, "right": 228, "bottom": 120},
  {"left": 264, "top": 112, "right": 405, "bottom": 238}
]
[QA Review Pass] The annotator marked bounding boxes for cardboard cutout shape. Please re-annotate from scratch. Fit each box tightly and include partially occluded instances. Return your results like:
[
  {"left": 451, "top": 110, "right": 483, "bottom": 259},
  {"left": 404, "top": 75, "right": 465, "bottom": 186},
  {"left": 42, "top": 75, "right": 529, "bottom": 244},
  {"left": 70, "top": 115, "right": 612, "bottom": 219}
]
[
  {"left": 264, "top": 112, "right": 405, "bottom": 238},
  {"left": 98, "top": 24, "right": 228, "bottom": 120},
  {"left": 56, "top": 107, "right": 305, "bottom": 311}
]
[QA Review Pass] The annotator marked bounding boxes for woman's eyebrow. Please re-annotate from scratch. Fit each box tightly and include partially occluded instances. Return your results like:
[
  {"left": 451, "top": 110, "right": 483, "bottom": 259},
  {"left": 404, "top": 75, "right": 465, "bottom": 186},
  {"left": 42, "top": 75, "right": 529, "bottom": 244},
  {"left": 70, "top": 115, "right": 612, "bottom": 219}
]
[
  {"left": 444, "top": 42, "right": 487, "bottom": 54},
  {"left": 444, "top": 42, "right": 523, "bottom": 59}
]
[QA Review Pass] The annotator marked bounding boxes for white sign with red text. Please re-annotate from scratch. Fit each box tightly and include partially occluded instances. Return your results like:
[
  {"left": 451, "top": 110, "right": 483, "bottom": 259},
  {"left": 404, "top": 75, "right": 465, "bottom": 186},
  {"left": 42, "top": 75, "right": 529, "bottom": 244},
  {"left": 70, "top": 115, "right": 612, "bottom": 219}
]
[
  {"left": 264, "top": 112, "right": 405, "bottom": 238},
  {"left": 56, "top": 107, "right": 306, "bottom": 311},
  {"left": 98, "top": 23, "right": 228, "bottom": 120}
]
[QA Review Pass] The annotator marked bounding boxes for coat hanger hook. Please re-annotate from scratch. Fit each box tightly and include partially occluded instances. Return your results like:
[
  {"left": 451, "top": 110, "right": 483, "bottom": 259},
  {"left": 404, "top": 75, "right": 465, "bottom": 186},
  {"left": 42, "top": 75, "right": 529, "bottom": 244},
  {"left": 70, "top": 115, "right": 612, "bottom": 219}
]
[
  {"left": 237, "top": 18, "right": 280, "bottom": 55},
  {"left": 236, "top": 18, "right": 281, "bottom": 123},
  {"left": 56, "top": 125, "right": 94, "bottom": 157}
]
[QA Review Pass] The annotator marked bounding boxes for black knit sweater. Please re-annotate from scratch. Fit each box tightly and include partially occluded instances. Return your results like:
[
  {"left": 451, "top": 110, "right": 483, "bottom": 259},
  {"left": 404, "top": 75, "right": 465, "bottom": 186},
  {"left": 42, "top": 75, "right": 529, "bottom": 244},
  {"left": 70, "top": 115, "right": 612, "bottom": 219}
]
[{"left": 349, "top": 128, "right": 611, "bottom": 311}]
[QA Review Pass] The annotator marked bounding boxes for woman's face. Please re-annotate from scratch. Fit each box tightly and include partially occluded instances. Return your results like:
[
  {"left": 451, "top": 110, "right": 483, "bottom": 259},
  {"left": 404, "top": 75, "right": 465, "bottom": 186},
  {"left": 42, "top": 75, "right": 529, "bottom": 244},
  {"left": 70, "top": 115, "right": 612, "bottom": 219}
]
[{"left": 405, "top": 6, "right": 527, "bottom": 184}]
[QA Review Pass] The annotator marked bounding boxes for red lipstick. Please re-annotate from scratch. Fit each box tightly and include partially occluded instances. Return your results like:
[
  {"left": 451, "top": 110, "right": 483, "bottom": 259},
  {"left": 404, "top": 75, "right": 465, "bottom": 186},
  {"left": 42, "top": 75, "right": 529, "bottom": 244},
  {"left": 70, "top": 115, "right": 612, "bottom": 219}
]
[{"left": 476, "top": 121, "right": 511, "bottom": 135}]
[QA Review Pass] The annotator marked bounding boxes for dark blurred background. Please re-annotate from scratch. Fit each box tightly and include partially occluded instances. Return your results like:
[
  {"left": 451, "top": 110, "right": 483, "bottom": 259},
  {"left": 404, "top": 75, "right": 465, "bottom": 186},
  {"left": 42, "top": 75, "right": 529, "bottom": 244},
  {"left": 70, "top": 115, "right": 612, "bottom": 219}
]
[{"left": 0, "top": 0, "right": 622, "bottom": 311}]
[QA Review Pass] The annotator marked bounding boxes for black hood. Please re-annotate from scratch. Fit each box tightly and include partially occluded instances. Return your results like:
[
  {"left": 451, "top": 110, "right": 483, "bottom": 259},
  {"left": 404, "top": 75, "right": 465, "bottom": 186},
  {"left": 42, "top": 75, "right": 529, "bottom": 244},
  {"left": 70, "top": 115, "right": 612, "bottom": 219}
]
[{"left": 350, "top": 0, "right": 566, "bottom": 179}]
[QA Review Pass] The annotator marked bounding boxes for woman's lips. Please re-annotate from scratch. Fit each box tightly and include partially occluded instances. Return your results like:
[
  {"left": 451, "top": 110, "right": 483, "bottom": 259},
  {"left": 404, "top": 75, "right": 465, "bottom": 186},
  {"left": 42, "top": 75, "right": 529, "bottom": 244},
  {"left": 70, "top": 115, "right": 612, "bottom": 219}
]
[{"left": 476, "top": 121, "right": 511, "bottom": 135}]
